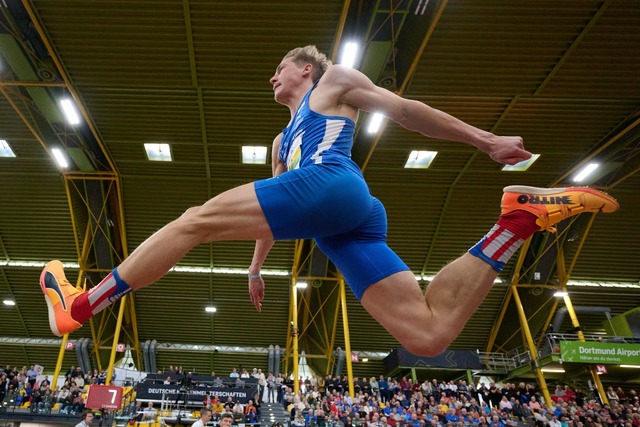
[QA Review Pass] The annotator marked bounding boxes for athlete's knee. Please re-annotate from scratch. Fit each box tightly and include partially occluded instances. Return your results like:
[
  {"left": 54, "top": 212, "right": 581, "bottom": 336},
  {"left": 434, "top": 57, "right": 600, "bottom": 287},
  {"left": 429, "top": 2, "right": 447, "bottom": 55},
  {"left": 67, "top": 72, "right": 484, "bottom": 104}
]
[
  {"left": 402, "top": 332, "right": 450, "bottom": 357},
  {"left": 176, "top": 203, "right": 220, "bottom": 241}
]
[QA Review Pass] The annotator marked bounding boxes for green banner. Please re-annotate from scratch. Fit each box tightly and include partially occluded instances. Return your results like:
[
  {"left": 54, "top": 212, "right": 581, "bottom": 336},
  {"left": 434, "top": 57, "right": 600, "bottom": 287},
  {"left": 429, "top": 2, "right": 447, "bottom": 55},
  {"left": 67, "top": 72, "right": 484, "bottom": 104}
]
[{"left": 560, "top": 341, "right": 640, "bottom": 364}]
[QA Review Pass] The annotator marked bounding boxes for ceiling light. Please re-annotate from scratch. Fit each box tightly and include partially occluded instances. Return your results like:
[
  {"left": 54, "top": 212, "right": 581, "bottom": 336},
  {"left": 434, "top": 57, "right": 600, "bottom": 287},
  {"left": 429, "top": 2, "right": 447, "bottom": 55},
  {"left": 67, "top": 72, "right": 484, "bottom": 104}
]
[
  {"left": 0, "top": 140, "right": 16, "bottom": 158},
  {"left": 567, "top": 280, "right": 640, "bottom": 288},
  {"left": 502, "top": 154, "right": 540, "bottom": 172},
  {"left": 3, "top": 300, "right": 16, "bottom": 306},
  {"left": 573, "top": 162, "right": 599, "bottom": 183},
  {"left": 296, "top": 281, "right": 308, "bottom": 289},
  {"left": 404, "top": 150, "right": 437, "bottom": 169},
  {"left": 205, "top": 306, "right": 217, "bottom": 313},
  {"left": 620, "top": 365, "right": 640, "bottom": 369},
  {"left": 541, "top": 368, "right": 565, "bottom": 373},
  {"left": 144, "top": 143, "right": 173, "bottom": 162},
  {"left": 338, "top": 41, "right": 359, "bottom": 68},
  {"left": 362, "top": 358, "right": 369, "bottom": 363},
  {"left": 60, "top": 98, "right": 81, "bottom": 125},
  {"left": 51, "top": 148, "right": 69, "bottom": 168},
  {"left": 553, "top": 291, "right": 568, "bottom": 297},
  {"left": 417, "top": 275, "right": 501, "bottom": 285},
  {"left": 0, "top": 260, "right": 79, "bottom": 269},
  {"left": 367, "top": 113, "right": 384, "bottom": 134},
  {"left": 241, "top": 146, "right": 267, "bottom": 164},
  {"left": 170, "top": 266, "right": 289, "bottom": 276}
]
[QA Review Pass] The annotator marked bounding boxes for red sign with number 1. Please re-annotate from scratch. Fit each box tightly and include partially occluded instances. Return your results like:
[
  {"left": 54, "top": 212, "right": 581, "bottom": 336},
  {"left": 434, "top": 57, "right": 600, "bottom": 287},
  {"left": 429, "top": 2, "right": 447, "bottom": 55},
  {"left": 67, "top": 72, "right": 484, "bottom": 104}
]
[{"left": 85, "top": 385, "right": 123, "bottom": 410}]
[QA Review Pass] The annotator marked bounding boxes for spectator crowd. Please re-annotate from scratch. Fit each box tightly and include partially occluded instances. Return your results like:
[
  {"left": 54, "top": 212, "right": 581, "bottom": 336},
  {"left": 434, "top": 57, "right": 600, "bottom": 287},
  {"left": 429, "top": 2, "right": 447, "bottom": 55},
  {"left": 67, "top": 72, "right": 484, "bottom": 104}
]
[
  {"left": 3, "top": 363, "right": 640, "bottom": 427},
  {"left": 273, "top": 375, "right": 640, "bottom": 427},
  {"left": 0, "top": 364, "right": 113, "bottom": 415}
]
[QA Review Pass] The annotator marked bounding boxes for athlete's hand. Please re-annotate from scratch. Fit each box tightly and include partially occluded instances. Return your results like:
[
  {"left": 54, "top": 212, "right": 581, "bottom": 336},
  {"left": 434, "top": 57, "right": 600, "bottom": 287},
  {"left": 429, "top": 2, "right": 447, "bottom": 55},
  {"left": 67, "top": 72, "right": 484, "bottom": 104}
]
[
  {"left": 485, "top": 135, "right": 532, "bottom": 165},
  {"left": 248, "top": 275, "right": 265, "bottom": 312}
]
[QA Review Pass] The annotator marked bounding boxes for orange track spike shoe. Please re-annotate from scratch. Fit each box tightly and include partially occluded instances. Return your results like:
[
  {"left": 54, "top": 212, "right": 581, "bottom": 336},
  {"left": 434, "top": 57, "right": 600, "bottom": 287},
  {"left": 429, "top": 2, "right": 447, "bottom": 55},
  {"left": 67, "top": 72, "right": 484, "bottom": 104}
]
[
  {"left": 40, "top": 260, "right": 83, "bottom": 337},
  {"left": 501, "top": 186, "right": 619, "bottom": 232}
]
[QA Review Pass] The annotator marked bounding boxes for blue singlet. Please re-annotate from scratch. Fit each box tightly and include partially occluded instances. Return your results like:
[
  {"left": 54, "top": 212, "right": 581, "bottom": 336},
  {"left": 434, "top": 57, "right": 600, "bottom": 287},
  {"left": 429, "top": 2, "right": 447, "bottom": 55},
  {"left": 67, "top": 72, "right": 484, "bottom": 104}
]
[{"left": 254, "top": 82, "right": 409, "bottom": 299}]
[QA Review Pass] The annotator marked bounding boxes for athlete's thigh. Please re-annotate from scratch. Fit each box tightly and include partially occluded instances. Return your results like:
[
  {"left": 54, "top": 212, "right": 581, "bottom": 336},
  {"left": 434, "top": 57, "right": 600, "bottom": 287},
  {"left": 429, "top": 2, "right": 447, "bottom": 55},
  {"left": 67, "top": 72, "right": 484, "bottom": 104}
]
[
  {"left": 197, "top": 182, "right": 273, "bottom": 241},
  {"left": 360, "top": 270, "right": 432, "bottom": 352}
]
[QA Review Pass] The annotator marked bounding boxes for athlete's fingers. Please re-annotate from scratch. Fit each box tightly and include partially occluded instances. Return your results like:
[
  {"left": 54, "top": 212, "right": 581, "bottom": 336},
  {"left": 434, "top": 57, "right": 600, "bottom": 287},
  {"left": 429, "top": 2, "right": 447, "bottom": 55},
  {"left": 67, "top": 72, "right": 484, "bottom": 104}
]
[{"left": 248, "top": 277, "right": 264, "bottom": 312}]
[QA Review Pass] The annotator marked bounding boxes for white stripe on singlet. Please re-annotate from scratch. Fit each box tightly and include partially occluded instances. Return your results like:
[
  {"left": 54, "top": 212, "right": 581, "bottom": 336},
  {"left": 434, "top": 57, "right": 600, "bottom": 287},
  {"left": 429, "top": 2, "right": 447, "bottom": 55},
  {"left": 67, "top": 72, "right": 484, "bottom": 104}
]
[{"left": 311, "top": 119, "right": 345, "bottom": 164}]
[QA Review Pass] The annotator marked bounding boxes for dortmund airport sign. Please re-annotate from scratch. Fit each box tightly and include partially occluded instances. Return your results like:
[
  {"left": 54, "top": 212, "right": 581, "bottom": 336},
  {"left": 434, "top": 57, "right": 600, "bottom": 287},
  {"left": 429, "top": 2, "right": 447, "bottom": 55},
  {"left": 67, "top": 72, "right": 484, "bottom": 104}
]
[{"left": 560, "top": 341, "right": 640, "bottom": 364}]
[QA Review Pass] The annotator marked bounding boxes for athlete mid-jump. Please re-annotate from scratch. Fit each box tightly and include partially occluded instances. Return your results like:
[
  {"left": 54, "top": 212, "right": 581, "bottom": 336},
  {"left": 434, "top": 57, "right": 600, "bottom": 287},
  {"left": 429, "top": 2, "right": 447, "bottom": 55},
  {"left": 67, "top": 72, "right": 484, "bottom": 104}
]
[{"left": 40, "top": 46, "right": 618, "bottom": 356}]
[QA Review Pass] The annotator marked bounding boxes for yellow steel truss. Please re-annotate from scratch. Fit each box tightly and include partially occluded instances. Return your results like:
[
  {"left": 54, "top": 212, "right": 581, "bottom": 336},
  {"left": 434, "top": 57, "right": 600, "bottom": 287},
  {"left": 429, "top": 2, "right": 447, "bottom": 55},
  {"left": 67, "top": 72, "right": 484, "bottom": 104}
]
[
  {"left": 486, "top": 212, "right": 610, "bottom": 405},
  {"left": 9, "top": 0, "right": 141, "bottom": 387}
]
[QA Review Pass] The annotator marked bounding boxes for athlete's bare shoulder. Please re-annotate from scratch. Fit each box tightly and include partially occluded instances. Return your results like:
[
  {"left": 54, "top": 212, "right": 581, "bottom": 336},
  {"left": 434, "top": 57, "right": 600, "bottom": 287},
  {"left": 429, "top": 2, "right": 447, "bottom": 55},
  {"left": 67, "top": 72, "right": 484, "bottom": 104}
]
[{"left": 309, "top": 65, "right": 360, "bottom": 119}]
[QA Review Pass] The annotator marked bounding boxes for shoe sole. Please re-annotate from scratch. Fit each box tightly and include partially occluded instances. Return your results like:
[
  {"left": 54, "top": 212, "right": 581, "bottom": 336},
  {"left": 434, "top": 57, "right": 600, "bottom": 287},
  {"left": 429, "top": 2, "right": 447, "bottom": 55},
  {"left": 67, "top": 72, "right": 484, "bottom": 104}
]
[
  {"left": 39, "top": 267, "right": 62, "bottom": 337},
  {"left": 504, "top": 185, "right": 619, "bottom": 213}
]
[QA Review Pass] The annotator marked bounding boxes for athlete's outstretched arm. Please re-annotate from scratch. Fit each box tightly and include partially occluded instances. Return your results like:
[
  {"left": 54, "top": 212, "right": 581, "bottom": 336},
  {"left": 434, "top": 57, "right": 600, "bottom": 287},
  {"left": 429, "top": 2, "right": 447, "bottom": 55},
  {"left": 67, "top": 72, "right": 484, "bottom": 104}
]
[
  {"left": 323, "top": 65, "right": 531, "bottom": 165},
  {"left": 248, "top": 133, "right": 286, "bottom": 311}
]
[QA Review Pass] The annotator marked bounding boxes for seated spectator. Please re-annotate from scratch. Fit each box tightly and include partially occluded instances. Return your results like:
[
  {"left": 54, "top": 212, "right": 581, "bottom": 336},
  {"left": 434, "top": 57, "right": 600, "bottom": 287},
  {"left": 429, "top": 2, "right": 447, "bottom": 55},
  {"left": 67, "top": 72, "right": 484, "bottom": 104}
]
[
  {"left": 529, "top": 395, "right": 541, "bottom": 412},
  {"left": 14, "top": 384, "right": 26, "bottom": 407},
  {"left": 143, "top": 402, "right": 156, "bottom": 421},
  {"left": 233, "top": 401, "right": 245, "bottom": 423},
  {"left": 520, "top": 403, "right": 534, "bottom": 423},
  {"left": 59, "top": 391, "right": 75, "bottom": 414},
  {"left": 617, "top": 387, "right": 627, "bottom": 404},
  {"left": 74, "top": 374, "right": 85, "bottom": 388},
  {"left": 563, "top": 385, "right": 576, "bottom": 402},
  {"left": 37, "top": 389, "right": 54, "bottom": 413},
  {"left": 221, "top": 403, "right": 233, "bottom": 417},
  {"left": 130, "top": 401, "right": 144, "bottom": 422},
  {"left": 511, "top": 399, "right": 524, "bottom": 419},
  {"left": 30, "top": 388, "right": 42, "bottom": 413},
  {"left": 56, "top": 386, "right": 70, "bottom": 404},
  {"left": 499, "top": 396, "right": 512, "bottom": 414},
  {"left": 292, "top": 407, "right": 306, "bottom": 427},
  {"left": 549, "top": 414, "right": 562, "bottom": 427},
  {"left": 245, "top": 399, "right": 258, "bottom": 424},
  {"left": 70, "top": 393, "right": 85, "bottom": 415},
  {"left": 97, "top": 370, "right": 107, "bottom": 385},
  {"left": 203, "top": 394, "right": 213, "bottom": 408},
  {"left": 212, "top": 395, "right": 224, "bottom": 416}
]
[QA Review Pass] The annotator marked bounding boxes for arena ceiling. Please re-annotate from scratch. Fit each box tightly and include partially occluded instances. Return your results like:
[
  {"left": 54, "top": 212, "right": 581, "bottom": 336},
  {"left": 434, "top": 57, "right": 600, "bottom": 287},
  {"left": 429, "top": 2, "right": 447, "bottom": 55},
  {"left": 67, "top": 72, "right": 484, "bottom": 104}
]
[{"left": 0, "top": 0, "right": 639, "bottom": 383}]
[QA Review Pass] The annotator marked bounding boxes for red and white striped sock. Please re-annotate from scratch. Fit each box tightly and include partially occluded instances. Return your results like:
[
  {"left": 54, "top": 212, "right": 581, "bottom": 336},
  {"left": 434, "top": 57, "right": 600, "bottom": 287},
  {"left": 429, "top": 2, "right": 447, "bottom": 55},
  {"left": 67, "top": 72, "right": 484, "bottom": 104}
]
[
  {"left": 71, "top": 268, "right": 132, "bottom": 323},
  {"left": 468, "top": 211, "right": 539, "bottom": 272}
]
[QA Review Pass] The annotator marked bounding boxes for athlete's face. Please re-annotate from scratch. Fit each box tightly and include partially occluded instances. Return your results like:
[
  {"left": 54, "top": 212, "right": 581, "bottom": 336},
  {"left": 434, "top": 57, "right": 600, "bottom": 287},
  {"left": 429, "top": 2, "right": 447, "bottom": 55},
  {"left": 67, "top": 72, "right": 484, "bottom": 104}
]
[{"left": 270, "top": 58, "right": 305, "bottom": 103}]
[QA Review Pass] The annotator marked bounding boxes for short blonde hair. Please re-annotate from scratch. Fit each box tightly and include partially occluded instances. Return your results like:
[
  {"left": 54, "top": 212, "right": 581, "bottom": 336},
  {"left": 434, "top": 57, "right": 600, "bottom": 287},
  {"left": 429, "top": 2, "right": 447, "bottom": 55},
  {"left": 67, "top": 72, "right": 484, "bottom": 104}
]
[{"left": 283, "top": 45, "right": 332, "bottom": 82}]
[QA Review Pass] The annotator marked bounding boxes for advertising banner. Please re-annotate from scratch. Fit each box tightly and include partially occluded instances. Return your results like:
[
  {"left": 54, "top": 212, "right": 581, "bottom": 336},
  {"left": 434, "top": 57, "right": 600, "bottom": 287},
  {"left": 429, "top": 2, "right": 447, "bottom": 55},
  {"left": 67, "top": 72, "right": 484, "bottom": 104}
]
[
  {"left": 384, "top": 348, "right": 482, "bottom": 373},
  {"left": 135, "top": 383, "right": 258, "bottom": 405},
  {"left": 560, "top": 341, "right": 640, "bottom": 364}
]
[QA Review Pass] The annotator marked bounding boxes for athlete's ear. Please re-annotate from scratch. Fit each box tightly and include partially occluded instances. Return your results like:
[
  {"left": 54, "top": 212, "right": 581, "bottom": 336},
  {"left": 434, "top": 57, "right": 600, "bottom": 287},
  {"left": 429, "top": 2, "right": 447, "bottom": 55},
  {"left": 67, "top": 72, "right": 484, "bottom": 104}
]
[{"left": 302, "top": 63, "right": 313, "bottom": 76}]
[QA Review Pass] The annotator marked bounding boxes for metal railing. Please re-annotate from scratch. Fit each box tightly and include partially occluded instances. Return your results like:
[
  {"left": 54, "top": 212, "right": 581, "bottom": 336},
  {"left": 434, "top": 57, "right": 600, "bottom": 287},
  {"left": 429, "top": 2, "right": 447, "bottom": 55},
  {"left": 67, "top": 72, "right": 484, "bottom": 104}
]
[{"left": 479, "top": 333, "right": 639, "bottom": 374}]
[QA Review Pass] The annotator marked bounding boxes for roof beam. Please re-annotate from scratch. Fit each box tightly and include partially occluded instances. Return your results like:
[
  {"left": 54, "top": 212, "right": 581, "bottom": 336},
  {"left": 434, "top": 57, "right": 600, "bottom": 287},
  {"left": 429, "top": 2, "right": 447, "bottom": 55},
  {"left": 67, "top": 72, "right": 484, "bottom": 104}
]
[{"left": 534, "top": 0, "right": 611, "bottom": 96}]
